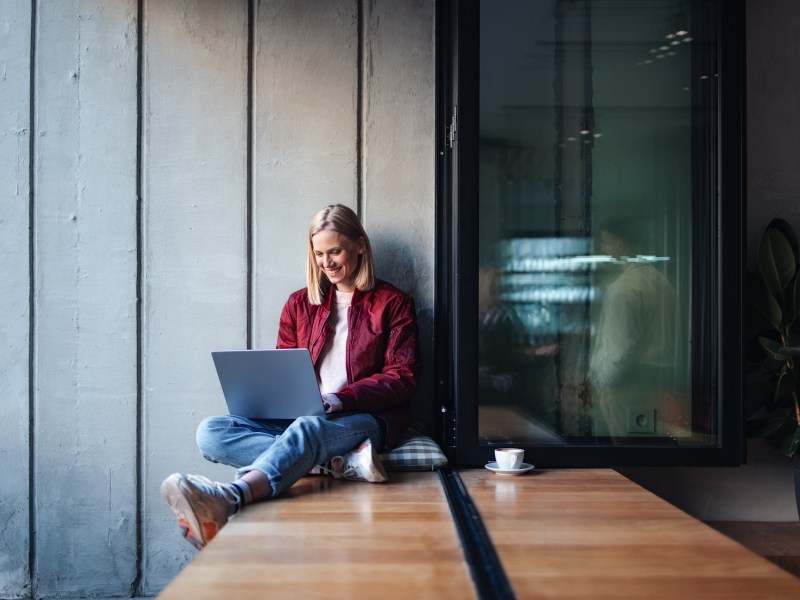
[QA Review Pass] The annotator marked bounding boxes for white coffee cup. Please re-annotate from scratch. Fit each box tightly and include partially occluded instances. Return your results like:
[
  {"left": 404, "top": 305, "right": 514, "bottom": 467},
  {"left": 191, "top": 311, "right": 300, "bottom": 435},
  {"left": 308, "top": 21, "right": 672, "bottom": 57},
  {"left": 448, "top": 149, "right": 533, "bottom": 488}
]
[{"left": 495, "top": 447, "right": 524, "bottom": 470}]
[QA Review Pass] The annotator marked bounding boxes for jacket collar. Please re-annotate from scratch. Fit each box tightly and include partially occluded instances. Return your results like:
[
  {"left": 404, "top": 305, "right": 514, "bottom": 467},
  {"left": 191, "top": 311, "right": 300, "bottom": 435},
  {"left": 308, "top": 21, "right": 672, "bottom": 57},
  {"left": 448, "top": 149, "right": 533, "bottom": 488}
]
[{"left": 323, "top": 285, "right": 366, "bottom": 309}]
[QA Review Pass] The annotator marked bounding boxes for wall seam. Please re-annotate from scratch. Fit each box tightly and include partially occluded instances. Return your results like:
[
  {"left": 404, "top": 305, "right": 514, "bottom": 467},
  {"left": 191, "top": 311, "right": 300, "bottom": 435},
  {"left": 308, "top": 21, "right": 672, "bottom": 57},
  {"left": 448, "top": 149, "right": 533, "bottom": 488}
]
[
  {"left": 133, "top": 0, "right": 145, "bottom": 594},
  {"left": 356, "top": 0, "right": 364, "bottom": 221},
  {"left": 247, "top": 0, "right": 255, "bottom": 349},
  {"left": 27, "top": 0, "right": 38, "bottom": 594}
]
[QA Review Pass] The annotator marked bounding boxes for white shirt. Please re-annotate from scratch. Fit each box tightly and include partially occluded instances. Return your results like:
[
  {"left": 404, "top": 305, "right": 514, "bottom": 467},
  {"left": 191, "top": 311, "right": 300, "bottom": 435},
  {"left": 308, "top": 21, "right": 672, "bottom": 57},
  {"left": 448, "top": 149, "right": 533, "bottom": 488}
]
[{"left": 316, "top": 289, "right": 353, "bottom": 394}]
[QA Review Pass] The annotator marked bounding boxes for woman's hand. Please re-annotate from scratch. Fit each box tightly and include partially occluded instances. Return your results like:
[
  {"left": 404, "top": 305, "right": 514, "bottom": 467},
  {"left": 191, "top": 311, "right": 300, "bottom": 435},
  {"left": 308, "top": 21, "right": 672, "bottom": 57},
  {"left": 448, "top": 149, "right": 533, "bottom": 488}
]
[{"left": 322, "top": 393, "right": 343, "bottom": 414}]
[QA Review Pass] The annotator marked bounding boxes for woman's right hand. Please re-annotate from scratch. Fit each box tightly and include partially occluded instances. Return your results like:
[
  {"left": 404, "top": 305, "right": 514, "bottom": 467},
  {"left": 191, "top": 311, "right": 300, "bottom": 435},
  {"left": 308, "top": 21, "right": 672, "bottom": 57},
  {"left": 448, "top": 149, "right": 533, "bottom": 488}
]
[{"left": 322, "top": 393, "right": 343, "bottom": 414}]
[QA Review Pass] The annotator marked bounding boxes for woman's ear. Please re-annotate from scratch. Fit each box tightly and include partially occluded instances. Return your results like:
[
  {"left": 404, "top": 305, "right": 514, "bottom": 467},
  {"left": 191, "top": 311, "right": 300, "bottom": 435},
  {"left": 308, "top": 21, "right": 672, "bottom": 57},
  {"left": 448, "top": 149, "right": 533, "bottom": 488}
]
[{"left": 357, "top": 236, "right": 366, "bottom": 254}]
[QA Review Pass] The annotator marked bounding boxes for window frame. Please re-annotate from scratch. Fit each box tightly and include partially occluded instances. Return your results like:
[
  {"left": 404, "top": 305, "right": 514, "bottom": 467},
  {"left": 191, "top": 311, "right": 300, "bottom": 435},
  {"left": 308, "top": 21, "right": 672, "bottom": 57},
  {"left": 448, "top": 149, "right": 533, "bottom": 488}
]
[{"left": 436, "top": 0, "right": 745, "bottom": 467}]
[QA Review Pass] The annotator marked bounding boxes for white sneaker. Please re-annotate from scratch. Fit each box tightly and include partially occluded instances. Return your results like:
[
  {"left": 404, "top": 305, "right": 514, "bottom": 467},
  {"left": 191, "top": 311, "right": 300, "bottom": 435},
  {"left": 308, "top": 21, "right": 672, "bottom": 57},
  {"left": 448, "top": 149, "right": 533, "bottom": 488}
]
[
  {"left": 327, "top": 439, "right": 388, "bottom": 483},
  {"left": 160, "top": 473, "right": 242, "bottom": 550}
]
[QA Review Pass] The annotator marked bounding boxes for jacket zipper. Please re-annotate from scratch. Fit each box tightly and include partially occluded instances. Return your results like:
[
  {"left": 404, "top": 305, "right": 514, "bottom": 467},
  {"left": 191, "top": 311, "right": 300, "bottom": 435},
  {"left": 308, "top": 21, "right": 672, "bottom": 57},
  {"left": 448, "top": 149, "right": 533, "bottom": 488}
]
[{"left": 309, "top": 309, "right": 330, "bottom": 361}]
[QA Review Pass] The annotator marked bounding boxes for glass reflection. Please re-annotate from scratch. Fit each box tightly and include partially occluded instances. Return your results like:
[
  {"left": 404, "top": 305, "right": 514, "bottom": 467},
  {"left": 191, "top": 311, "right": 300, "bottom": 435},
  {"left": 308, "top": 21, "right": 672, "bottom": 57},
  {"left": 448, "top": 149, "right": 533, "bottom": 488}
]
[
  {"left": 478, "top": 0, "right": 712, "bottom": 446},
  {"left": 588, "top": 221, "right": 685, "bottom": 440}
]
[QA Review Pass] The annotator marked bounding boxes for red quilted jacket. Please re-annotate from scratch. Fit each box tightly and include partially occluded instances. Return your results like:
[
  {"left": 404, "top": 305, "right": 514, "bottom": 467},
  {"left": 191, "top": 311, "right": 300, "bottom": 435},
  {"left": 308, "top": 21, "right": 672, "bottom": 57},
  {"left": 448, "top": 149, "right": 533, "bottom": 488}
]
[{"left": 276, "top": 280, "right": 422, "bottom": 449}]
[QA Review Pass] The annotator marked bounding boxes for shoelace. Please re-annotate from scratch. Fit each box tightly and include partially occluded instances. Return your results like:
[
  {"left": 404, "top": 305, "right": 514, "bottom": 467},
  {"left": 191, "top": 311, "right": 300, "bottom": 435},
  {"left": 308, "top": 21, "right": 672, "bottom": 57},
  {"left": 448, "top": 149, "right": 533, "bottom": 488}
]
[
  {"left": 188, "top": 475, "right": 244, "bottom": 514},
  {"left": 316, "top": 456, "right": 354, "bottom": 479}
]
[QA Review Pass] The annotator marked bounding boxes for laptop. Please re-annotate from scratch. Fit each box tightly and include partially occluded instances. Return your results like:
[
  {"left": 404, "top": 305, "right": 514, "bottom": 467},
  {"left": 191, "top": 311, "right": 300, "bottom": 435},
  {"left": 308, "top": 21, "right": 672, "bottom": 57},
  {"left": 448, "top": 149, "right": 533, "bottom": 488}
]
[{"left": 211, "top": 348, "right": 326, "bottom": 419}]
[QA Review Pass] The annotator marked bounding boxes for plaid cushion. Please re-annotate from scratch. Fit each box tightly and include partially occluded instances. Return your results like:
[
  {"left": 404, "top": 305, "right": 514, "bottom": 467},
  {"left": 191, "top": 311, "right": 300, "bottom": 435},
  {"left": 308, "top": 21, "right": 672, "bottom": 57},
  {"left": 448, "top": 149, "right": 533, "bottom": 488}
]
[{"left": 379, "top": 423, "right": 448, "bottom": 471}]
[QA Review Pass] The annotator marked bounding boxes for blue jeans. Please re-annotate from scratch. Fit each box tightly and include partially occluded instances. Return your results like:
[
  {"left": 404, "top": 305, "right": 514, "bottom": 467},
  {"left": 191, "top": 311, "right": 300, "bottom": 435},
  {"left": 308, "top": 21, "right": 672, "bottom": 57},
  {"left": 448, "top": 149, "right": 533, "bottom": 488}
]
[{"left": 195, "top": 413, "right": 385, "bottom": 498}]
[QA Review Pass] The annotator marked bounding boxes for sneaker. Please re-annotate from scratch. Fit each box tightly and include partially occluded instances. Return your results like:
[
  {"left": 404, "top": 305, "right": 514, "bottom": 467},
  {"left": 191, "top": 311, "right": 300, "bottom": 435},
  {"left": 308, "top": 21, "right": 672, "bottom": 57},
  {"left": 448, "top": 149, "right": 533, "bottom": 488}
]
[
  {"left": 327, "top": 439, "right": 388, "bottom": 483},
  {"left": 160, "top": 473, "right": 242, "bottom": 550}
]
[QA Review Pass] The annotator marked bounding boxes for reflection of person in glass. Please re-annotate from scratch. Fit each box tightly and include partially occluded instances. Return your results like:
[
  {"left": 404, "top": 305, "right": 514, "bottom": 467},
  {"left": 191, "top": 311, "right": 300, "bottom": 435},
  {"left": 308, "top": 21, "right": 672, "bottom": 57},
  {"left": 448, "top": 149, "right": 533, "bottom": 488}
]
[
  {"left": 588, "top": 220, "right": 678, "bottom": 439},
  {"left": 478, "top": 267, "right": 519, "bottom": 402}
]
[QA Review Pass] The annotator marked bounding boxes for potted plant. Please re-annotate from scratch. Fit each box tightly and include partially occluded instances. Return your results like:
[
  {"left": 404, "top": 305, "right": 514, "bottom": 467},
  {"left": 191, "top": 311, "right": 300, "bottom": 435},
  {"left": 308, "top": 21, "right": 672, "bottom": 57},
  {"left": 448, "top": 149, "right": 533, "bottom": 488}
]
[{"left": 747, "top": 218, "right": 800, "bottom": 518}]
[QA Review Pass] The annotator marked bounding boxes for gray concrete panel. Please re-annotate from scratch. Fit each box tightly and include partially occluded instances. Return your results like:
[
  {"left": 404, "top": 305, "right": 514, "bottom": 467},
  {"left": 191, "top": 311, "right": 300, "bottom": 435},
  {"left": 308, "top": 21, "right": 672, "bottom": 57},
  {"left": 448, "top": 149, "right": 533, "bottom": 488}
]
[
  {"left": 363, "top": 0, "right": 436, "bottom": 423},
  {"left": 253, "top": 0, "right": 358, "bottom": 347},
  {"left": 0, "top": 1, "right": 31, "bottom": 596},
  {"left": 140, "top": 0, "right": 248, "bottom": 592},
  {"left": 32, "top": 0, "right": 138, "bottom": 596}
]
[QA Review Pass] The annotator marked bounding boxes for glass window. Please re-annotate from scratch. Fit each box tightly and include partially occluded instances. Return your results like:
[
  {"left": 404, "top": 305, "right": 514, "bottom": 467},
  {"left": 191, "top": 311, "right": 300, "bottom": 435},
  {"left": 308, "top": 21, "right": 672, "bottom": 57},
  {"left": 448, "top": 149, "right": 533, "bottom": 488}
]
[{"left": 476, "top": 0, "right": 719, "bottom": 447}]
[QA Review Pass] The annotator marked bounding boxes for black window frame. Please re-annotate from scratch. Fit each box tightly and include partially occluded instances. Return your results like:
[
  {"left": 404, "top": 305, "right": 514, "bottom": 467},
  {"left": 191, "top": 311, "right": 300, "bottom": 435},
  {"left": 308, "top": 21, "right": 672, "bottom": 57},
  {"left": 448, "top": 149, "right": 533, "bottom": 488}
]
[{"left": 435, "top": 0, "right": 746, "bottom": 467}]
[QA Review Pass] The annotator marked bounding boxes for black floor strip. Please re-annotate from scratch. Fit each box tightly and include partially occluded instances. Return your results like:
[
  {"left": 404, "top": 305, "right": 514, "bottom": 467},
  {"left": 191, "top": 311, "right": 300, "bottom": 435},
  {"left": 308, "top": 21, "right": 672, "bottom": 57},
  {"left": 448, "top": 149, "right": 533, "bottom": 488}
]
[{"left": 438, "top": 467, "right": 516, "bottom": 600}]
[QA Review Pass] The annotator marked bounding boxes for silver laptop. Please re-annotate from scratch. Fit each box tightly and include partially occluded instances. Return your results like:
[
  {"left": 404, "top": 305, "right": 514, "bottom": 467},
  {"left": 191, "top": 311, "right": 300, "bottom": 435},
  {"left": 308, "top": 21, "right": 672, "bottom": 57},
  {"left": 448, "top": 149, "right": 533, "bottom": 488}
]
[{"left": 211, "top": 348, "right": 326, "bottom": 419}]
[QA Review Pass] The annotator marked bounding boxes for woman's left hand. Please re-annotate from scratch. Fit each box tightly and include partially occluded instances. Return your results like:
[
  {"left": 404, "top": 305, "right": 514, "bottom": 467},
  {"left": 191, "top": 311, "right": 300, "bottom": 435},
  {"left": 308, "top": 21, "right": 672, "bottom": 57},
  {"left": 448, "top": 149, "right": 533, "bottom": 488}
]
[{"left": 322, "top": 393, "right": 343, "bottom": 413}]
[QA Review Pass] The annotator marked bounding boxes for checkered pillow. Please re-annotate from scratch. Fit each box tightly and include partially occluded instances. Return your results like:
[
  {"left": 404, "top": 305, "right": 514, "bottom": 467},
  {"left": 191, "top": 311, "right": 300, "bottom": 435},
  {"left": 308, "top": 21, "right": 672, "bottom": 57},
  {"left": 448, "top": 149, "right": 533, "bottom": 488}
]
[{"left": 379, "top": 423, "right": 448, "bottom": 471}]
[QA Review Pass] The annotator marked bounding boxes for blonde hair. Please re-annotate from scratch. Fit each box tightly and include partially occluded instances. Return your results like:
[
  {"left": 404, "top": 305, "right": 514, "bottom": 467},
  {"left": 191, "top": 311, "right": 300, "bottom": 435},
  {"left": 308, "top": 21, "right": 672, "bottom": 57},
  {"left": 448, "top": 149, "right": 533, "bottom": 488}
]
[{"left": 306, "top": 204, "right": 375, "bottom": 305}]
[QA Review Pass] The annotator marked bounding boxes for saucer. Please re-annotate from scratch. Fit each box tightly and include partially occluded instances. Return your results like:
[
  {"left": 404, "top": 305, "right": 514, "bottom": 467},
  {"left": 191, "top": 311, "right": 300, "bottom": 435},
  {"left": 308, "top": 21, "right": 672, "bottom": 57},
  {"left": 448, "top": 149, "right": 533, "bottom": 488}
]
[{"left": 485, "top": 461, "right": 535, "bottom": 475}]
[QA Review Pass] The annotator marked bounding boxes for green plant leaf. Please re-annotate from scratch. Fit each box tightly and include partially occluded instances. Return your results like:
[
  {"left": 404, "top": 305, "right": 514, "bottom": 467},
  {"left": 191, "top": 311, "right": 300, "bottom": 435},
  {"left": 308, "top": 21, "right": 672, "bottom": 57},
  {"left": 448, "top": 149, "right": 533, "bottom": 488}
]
[
  {"left": 748, "top": 272, "right": 783, "bottom": 330},
  {"left": 767, "top": 218, "right": 800, "bottom": 259},
  {"left": 759, "top": 336, "right": 784, "bottom": 359},
  {"left": 776, "top": 346, "right": 800, "bottom": 360},
  {"left": 780, "top": 423, "right": 800, "bottom": 458},
  {"left": 759, "top": 227, "right": 797, "bottom": 297},
  {"left": 747, "top": 417, "right": 788, "bottom": 438},
  {"left": 784, "top": 277, "right": 798, "bottom": 330},
  {"left": 774, "top": 368, "right": 797, "bottom": 403},
  {"left": 794, "top": 272, "right": 800, "bottom": 325}
]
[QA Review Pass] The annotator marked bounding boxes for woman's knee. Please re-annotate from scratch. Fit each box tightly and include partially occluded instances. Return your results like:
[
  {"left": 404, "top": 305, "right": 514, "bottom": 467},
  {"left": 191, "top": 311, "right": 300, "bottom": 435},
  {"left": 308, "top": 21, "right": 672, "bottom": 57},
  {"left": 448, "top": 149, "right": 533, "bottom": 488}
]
[
  {"left": 291, "top": 415, "right": 325, "bottom": 429},
  {"left": 196, "top": 415, "right": 234, "bottom": 458},
  {"left": 287, "top": 415, "right": 326, "bottom": 440}
]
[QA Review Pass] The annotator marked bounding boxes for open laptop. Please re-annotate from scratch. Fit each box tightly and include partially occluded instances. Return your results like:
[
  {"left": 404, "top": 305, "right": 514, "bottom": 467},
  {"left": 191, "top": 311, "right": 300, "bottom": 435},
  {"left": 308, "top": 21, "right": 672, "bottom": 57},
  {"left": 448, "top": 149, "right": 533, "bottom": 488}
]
[{"left": 211, "top": 348, "right": 326, "bottom": 419}]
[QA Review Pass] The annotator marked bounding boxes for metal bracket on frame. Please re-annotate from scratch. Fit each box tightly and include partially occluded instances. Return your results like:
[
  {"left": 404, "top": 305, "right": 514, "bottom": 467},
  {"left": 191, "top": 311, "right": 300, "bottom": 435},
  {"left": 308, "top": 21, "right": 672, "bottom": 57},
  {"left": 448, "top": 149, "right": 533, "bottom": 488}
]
[{"left": 447, "top": 105, "right": 458, "bottom": 148}]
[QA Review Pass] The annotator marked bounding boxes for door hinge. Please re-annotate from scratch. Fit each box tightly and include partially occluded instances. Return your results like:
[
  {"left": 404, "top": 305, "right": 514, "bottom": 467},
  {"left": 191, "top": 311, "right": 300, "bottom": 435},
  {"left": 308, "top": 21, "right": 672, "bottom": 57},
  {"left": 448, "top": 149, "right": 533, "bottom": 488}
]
[
  {"left": 442, "top": 405, "right": 456, "bottom": 449},
  {"left": 447, "top": 105, "right": 458, "bottom": 149}
]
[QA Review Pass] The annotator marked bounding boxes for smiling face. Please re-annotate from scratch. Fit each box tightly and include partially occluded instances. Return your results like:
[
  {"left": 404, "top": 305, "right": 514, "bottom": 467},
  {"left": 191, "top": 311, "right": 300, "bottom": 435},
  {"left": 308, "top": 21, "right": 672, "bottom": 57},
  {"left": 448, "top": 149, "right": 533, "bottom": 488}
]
[{"left": 311, "top": 228, "right": 365, "bottom": 293}]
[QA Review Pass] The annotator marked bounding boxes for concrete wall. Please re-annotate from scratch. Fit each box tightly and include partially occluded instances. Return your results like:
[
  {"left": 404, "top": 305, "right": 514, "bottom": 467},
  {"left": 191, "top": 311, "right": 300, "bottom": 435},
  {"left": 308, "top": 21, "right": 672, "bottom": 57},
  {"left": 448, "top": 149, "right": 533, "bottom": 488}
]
[
  {"left": 0, "top": 0, "right": 435, "bottom": 597},
  {"left": 0, "top": 1, "right": 31, "bottom": 597}
]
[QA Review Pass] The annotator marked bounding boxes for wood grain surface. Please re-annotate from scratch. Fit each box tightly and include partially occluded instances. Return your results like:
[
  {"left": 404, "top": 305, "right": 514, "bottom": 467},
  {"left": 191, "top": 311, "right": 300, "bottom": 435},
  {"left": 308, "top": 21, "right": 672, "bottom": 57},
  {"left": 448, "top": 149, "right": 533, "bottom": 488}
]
[
  {"left": 159, "top": 468, "right": 800, "bottom": 599},
  {"left": 460, "top": 468, "right": 800, "bottom": 599},
  {"left": 158, "top": 472, "right": 475, "bottom": 600}
]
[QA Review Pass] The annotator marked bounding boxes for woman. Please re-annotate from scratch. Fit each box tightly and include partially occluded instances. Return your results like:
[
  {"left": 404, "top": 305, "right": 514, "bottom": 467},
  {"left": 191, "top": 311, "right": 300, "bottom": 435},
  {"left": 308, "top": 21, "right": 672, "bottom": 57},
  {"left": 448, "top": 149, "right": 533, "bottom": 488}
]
[{"left": 161, "top": 204, "right": 421, "bottom": 550}]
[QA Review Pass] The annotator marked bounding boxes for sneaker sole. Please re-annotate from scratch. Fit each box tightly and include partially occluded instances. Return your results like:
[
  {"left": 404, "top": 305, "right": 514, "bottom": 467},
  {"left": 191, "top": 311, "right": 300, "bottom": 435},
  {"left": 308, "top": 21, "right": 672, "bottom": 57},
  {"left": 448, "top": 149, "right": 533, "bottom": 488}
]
[
  {"left": 160, "top": 473, "right": 207, "bottom": 550},
  {"left": 177, "top": 518, "right": 205, "bottom": 551}
]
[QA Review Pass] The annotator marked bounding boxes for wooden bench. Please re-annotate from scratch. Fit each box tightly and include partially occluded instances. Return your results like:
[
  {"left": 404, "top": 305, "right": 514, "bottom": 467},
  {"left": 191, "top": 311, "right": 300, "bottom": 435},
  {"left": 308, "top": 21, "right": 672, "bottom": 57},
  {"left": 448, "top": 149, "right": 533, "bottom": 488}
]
[
  {"left": 158, "top": 469, "right": 800, "bottom": 599},
  {"left": 158, "top": 472, "right": 475, "bottom": 599},
  {"left": 460, "top": 469, "right": 800, "bottom": 598}
]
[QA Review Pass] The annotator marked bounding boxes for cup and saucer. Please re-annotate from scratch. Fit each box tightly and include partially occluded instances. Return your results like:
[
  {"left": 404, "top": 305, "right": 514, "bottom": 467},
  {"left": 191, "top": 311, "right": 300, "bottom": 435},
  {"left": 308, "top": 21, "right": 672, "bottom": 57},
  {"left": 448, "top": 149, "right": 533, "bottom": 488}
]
[{"left": 485, "top": 447, "right": 535, "bottom": 475}]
